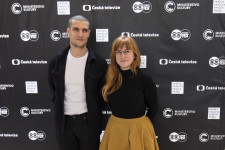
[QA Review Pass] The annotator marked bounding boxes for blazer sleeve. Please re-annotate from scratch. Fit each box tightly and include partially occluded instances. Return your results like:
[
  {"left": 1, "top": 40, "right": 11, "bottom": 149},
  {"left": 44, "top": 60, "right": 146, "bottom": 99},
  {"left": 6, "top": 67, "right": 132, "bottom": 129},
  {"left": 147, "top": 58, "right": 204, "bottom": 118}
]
[
  {"left": 143, "top": 73, "right": 158, "bottom": 121},
  {"left": 48, "top": 57, "right": 56, "bottom": 103}
]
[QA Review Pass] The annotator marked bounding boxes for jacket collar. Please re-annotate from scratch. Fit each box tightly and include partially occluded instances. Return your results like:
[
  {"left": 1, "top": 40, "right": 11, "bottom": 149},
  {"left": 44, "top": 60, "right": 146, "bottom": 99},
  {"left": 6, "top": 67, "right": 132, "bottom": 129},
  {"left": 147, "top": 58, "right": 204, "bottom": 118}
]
[{"left": 58, "top": 45, "right": 96, "bottom": 62}]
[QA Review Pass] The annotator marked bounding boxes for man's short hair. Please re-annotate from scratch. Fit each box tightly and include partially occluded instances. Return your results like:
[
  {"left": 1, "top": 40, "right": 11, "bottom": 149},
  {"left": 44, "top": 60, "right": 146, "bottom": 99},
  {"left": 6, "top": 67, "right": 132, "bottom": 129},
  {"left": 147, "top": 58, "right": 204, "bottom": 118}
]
[{"left": 68, "top": 15, "right": 90, "bottom": 28}]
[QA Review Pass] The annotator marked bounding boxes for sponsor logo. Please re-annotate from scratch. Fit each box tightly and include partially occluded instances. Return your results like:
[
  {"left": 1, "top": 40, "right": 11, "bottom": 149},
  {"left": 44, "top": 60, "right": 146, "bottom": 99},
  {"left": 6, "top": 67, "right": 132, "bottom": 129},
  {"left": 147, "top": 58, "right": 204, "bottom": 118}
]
[
  {"left": 0, "top": 34, "right": 10, "bottom": 39},
  {"left": 20, "top": 107, "right": 30, "bottom": 117},
  {"left": 50, "top": 30, "right": 68, "bottom": 41},
  {"left": 159, "top": 59, "right": 197, "bottom": 65},
  {"left": 208, "top": 107, "right": 220, "bottom": 120},
  {"left": 28, "top": 131, "right": 46, "bottom": 141},
  {"left": 25, "top": 81, "right": 38, "bottom": 94},
  {"left": 20, "top": 30, "right": 39, "bottom": 41},
  {"left": 171, "top": 82, "right": 184, "bottom": 94},
  {"left": 0, "top": 84, "right": 14, "bottom": 90},
  {"left": 203, "top": 29, "right": 214, "bottom": 41},
  {"left": 209, "top": 56, "right": 225, "bottom": 68},
  {"left": 96, "top": 29, "right": 108, "bottom": 42},
  {"left": 140, "top": 55, "right": 147, "bottom": 68},
  {"left": 0, "top": 133, "right": 18, "bottom": 138},
  {"left": 20, "top": 107, "right": 51, "bottom": 117},
  {"left": 121, "top": 32, "right": 159, "bottom": 38},
  {"left": 213, "top": 0, "right": 225, "bottom": 14},
  {"left": 83, "top": 4, "right": 120, "bottom": 11},
  {"left": 57, "top": 1, "right": 70, "bottom": 15},
  {"left": 163, "top": 108, "right": 195, "bottom": 118},
  {"left": 164, "top": 1, "right": 199, "bottom": 13},
  {"left": 11, "top": 3, "right": 22, "bottom": 14},
  {"left": 169, "top": 132, "right": 187, "bottom": 142},
  {"left": 11, "top": 3, "right": 45, "bottom": 14},
  {"left": 199, "top": 132, "right": 225, "bottom": 142},
  {"left": 102, "top": 110, "right": 112, "bottom": 115},
  {"left": 164, "top": 1, "right": 176, "bottom": 13},
  {"left": 199, "top": 133, "right": 209, "bottom": 142},
  {"left": 105, "top": 56, "right": 147, "bottom": 68},
  {"left": 132, "top": 1, "right": 152, "bottom": 13},
  {"left": 12, "top": 59, "right": 47, "bottom": 65},
  {"left": 163, "top": 108, "right": 173, "bottom": 118},
  {"left": 0, "top": 107, "right": 10, "bottom": 117},
  {"left": 171, "top": 29, "right": 191, "bottom": 41},
  {"left": 196, "top": 85, "right": 225, "bottom": 91},
  {"left": 203, "top": 29, "right": 225, "bottom": 41}
]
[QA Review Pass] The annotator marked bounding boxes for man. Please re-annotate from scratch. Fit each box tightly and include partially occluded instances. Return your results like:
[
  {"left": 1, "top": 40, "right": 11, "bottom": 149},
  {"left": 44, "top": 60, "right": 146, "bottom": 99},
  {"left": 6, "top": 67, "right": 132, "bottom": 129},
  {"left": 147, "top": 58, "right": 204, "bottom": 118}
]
[{"left": 48, "top": 15, "right": 107, "bottom": 150}]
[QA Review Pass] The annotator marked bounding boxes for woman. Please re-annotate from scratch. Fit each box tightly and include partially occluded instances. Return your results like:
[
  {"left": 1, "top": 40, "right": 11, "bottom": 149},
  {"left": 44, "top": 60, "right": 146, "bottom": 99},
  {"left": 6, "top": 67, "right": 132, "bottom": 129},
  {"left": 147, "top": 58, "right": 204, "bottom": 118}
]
[{"left": 100, "top": 36, "right": 159, "bottom": 150}]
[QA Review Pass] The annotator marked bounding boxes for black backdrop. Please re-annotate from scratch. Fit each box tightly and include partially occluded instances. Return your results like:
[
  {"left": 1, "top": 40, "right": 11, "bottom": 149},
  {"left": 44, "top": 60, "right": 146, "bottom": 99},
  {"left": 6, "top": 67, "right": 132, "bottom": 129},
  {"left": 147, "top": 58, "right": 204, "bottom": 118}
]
[{"left": 0, "top": 0, "right": 225, "bottom": 150}]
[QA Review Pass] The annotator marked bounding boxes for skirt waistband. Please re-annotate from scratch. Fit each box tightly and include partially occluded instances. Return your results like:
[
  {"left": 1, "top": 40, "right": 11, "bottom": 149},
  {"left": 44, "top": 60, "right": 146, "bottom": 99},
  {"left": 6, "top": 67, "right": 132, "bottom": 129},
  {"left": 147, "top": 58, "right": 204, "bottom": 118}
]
[{"left": 110, "top": 114, "right": 148, "bottom": 124}]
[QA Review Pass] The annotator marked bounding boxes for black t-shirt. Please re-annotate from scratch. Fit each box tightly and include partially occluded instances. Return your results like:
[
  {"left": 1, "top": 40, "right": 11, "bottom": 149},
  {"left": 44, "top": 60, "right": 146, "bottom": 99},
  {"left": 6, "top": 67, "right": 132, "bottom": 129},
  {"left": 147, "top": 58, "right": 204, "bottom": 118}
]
[{"left": 108, "top": 69, "right": 157, "bottom": 120}]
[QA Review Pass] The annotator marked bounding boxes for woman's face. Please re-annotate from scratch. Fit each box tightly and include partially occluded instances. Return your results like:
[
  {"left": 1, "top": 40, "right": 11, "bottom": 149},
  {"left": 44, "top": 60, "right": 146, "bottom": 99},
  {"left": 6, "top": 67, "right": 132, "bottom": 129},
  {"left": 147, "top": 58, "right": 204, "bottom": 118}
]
[{"left": 115, "top": 45, "right": 135, "bottom": 70}]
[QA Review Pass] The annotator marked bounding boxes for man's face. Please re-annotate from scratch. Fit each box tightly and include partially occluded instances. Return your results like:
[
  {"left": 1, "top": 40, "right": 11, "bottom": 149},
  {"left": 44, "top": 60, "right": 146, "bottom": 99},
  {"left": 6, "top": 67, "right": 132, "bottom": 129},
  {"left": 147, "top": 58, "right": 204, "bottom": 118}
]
[{"left": 67, "top": 20, "right": 90, "bottom": 49}]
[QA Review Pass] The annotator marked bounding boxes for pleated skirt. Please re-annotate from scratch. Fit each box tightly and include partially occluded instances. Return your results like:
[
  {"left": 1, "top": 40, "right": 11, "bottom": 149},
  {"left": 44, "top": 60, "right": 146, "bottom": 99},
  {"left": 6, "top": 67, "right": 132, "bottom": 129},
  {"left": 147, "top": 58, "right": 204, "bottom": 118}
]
[{"left": 99, "top": 115, "right": 159, "bottom": 150}]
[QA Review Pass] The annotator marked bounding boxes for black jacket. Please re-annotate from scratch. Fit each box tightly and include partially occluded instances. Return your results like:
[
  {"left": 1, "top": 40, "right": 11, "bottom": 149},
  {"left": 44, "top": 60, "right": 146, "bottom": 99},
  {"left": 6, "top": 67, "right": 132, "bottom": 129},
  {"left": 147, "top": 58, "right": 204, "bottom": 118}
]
[{"left": 48, "top": 46, "right": 107, "bottom": 137}]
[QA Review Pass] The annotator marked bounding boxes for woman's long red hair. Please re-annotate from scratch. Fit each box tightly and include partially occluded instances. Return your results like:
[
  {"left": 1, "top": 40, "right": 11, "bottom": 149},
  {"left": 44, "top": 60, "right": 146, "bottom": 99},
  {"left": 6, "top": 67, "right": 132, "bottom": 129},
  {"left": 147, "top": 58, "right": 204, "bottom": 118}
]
[{"left": 102, "top": 36, "right": 141, "bottom": 101}]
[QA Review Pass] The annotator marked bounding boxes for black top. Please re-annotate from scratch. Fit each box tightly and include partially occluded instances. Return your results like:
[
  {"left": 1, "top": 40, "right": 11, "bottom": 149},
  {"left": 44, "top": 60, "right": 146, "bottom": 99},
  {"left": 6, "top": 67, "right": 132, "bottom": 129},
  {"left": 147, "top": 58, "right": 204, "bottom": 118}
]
[{"left": 108, "top": 69, "right": 158, "bottom": 120}]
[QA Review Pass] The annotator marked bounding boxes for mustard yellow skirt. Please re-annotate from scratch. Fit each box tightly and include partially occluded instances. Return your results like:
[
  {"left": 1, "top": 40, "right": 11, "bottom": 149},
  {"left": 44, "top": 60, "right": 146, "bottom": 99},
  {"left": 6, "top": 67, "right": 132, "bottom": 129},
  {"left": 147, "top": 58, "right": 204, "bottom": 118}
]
[{"left": 99, "top": 115, "right": 159, "bottom": 150}]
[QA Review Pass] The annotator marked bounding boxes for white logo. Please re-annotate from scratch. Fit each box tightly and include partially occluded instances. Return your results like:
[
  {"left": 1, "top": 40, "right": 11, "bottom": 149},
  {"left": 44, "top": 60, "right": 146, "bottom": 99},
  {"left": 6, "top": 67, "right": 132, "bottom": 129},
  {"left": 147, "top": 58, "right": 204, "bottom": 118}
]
[
  {"left": 11, "top": 3, "right": 22, "bottom": 14},
  {"left": 159, "top": 59, "right": 168, "bottom": 65},
  {"left": 20, "top": 30, "right": 30, "bottom": 41},
  {"left": 28, "top": 131, "right": 46, "bottom": 141},
  {"left": 208, "top": 107, "right": 220, "bottom": 120},
  {"left": 20, "top": 107, "right": 30, "bottom": 117},
  {"left": 196, "top": 85, "right": 205, "bottom": 91},
  {"left": 132, "top": 1, "right": 152, "bottom": 13},
  {"left": 57, "top": 1, "right": 70, "bottom": 15},
  {"left": 96, "top": 29, "right": 108, "bottom": 42},
  {"left": 26, "top": 81, "right": 38, "bottom": 94},
  {"left": 163, "top": 108, "right": 173, "bottom": 118},
  {"left": 11, "top": 3, "right": 44, "bottom": 14},
  {"left": 83, "top": 5, "right": 91, "bottom": 11},
  {"left": 20, "top": 30, "right": 39, "bottom": 41},
  {"left": 121, "top": 32, "right": 159, "bottom": 38},
  {"left": 171, "top": 82, "right": 184, "bottom": 94},
  {"left": 50, "top": 30, "right": 61, "bottom": 41},
  {"left": 203, "top": 29, "right": 214, "bottom": 41},
  {"left": 121, "top": 32, "right": 130, "bottom": 37},
  {"left": 0, "top": 107, "right": 10, "bottom": 117},
  {"left": 12, "top": 59, "right": 20, "bottom": 65},
  {"left": 169, "top": 132, "right": 187, "bottom": 142},
  {"left": 171, "top": 29, "right": 191, "bottom": 41},
  {"left": 209, "top": 56, "right": 225, "bottom": 68},
  {"left": 164, "top": 1, "right": 176, "bottom": 13},
  {"left": 199, "top": 133, "right": 209, "bottom": 142}
]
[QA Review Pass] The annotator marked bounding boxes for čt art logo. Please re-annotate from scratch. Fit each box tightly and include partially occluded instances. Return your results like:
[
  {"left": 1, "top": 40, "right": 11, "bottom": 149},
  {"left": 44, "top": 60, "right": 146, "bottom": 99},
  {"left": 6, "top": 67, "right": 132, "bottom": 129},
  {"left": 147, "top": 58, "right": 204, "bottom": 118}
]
[
  {"left": 20, "top": 30, "right": 39, "bottom": 41},
  {"left": 132, "top": 1, "right": 152, "bottom": 13},
  {"left": 171, "top": 29, "right": 191, "bottom": 41},
  {"left": 169, "top": 132, "right": 187, "bottom": 142},
  {"left": 209, "top": 56, "right": 225, "bottom": 68},
  {"left": 28, "top": 131, "right": 46, "bottom": 141}
]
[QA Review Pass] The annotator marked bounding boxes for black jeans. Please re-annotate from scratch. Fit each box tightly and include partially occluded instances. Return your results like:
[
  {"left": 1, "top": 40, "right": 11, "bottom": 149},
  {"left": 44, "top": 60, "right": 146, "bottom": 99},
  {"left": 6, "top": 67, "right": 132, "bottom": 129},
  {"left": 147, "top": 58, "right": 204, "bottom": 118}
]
[{"left": 57, "top": 113, "right": 98, "bottom": 150}]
